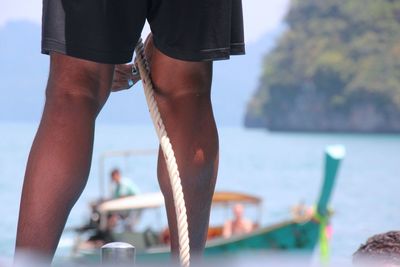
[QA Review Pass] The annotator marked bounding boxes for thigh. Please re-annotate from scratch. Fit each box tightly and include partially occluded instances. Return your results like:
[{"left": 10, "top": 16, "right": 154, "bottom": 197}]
[
  {"left": 47, "top": 53, "right": 114, "bottom": 108},
  {"left": 148, "top": 0, "right": 245, "bottom": 62},
  {"left": 42, "top": 0, "right": 148, "bottom": 64}
]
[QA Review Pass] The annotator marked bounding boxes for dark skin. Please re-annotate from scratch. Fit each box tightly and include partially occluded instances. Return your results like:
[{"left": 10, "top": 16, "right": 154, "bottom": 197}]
[
  {"left": 111, "top": 36, "right": 152, "bottom": 92},
  {"left": 15, "top": 35, "right": 219, "bottom": 260}
]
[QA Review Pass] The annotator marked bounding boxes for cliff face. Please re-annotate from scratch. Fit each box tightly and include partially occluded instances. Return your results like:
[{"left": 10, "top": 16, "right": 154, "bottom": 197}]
[{"left": 245, "top": 0, "right": 400, "bottom": 132}]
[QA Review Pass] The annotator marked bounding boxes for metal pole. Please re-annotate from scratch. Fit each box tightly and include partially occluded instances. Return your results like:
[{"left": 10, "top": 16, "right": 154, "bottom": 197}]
[
  {"left": 99, "top": 155, "right": 105, "bottom": 199},
  {"left": 101, "top": 242, "right": 135, "bottom": 266}
]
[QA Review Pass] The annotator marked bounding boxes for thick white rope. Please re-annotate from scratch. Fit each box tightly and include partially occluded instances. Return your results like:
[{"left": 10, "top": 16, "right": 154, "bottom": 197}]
[{"left": 134, "top": 39, "right": 190, "bottom": 267}]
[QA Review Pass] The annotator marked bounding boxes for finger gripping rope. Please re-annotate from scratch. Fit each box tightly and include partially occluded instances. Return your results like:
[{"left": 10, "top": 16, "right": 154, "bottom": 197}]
[{"left": 134, "top": 39, "right": 190, "bottom": 267}]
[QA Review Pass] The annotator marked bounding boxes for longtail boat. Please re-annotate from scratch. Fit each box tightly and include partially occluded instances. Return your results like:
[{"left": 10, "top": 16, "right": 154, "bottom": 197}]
[{"left": 70, "top": 145, "right": 345, "bottom": 263}]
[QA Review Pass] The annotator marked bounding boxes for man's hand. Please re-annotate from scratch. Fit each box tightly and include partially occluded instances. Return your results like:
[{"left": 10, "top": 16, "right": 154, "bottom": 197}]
[
  {"left": 111, "top": 64, "right": 141, "bottom": 92},
  {"left": 111, "top": 34, "right": 154, "bottom": 92}
]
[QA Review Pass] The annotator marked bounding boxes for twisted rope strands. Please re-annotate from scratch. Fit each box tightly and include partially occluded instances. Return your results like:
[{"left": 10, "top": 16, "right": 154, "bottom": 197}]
[{"left": 134, "top": 39, "right": 190, "bottom": 267}]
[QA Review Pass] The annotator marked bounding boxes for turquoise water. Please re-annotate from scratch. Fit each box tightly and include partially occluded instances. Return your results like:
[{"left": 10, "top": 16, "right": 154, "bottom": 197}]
[{"left": 1, "top": 122, "right": 399, "bottom": 265}]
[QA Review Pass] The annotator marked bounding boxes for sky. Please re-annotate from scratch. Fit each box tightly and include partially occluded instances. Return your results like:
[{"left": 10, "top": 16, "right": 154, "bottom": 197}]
[{"left": 0, "top": 0, "right": 290, "bottom": 44}]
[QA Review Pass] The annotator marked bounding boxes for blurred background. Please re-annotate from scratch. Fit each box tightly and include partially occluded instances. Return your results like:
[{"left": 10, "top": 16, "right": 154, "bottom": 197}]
[{"left": 0, "top": 0, "right": 399, "bottom": 266}]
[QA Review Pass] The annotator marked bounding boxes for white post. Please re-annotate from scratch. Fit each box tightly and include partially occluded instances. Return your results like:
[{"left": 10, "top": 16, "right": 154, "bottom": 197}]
[{"left": 101, "top": 242, "right": 135, "bottom": 266}]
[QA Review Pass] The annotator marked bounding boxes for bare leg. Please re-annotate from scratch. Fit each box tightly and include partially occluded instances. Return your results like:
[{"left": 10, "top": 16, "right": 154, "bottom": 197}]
[
  {"left": 151, "top": 46, "right": 219, "bottom": 257},
  {"left": 15, "top": 53, "right": 113, "bottom": 259}
]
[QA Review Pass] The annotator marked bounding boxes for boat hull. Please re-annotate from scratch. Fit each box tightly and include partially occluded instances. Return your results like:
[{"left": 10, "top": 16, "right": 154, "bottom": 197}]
[
  {"left": 205, "top": 220, "right": 319, "bottom": 255},
  {"left": 73, "top": 219, "right": 319, "bottom": 263}
]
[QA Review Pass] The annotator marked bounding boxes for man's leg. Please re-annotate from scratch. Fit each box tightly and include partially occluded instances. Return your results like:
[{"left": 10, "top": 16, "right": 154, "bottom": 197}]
[
  {"left": 15, "top": 53, "right": 114, "bottom": 258},
  {"left": 151, "top": 46, "right": 219, "bottom": 255}
]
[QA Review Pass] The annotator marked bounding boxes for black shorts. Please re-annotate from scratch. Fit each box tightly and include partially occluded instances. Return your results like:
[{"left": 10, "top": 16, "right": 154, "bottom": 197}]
[{"left": 42, "top": 0, "right": 245, "bottom": 64}]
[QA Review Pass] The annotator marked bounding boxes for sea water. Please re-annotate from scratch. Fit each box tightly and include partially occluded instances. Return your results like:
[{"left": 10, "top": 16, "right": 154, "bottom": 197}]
[{"left": 0, "top": 122, "right": 399, "bottom": 266}]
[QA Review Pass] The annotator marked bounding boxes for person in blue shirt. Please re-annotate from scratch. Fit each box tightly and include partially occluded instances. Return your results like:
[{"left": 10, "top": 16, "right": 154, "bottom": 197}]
[{"left": 110, "top": 168, "right": 140, "bottom": 198}]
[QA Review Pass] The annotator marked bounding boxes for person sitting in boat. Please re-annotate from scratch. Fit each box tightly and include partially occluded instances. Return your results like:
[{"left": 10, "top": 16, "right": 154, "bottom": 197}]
[
  {"left": 79, "top": 213, "right": 118, "bottom": 249},
  {"left": 110, "top": 168, "right": 140, "bottom": 198},
  {"left": 222, "top": 204, "right": 255, "bottom": 238}
]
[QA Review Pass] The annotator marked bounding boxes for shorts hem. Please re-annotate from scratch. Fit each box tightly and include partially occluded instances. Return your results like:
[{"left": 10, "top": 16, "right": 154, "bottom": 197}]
[
  {"left": 154, "top": 39, "right": 246, "bottom": 62},
  {"left": 42, "top": 38, "right": 134, "bottom": 64}
]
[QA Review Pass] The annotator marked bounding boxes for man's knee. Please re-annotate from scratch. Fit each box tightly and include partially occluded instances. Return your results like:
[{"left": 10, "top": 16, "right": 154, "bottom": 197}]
[
  {"left": 150, "top": 48, "right": 213, "bottom": 100},
  {"left": 45, "top": 53, "right": 114, "bottom": 113}
]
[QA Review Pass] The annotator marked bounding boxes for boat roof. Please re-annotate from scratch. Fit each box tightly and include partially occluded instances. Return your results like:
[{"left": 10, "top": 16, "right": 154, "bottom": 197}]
[
  {"left": 212, "top": 191, "right": 261, "bottom": 205},
  {"left": 97, "top": 191, "right": 261, "bottom": 214},
  {"left": 97, "top": 193, "right": 165, "bottom": 213}
]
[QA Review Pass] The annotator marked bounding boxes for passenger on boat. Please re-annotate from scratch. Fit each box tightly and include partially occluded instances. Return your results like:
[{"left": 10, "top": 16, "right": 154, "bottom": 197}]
[
  {"left": 80, "top": 213, "right": 119, "bottom": 249},
  {"left": 222, "top": 204, "right": 254, "bottom": 238},
  {"left": 110, "top": 168, "right": 140, "bottom": 198}
]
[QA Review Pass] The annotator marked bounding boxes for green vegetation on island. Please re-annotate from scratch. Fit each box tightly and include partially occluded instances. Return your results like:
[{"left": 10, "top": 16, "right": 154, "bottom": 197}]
[{"left": 245, "top": 0, "right": 400, "bottom": 132}]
